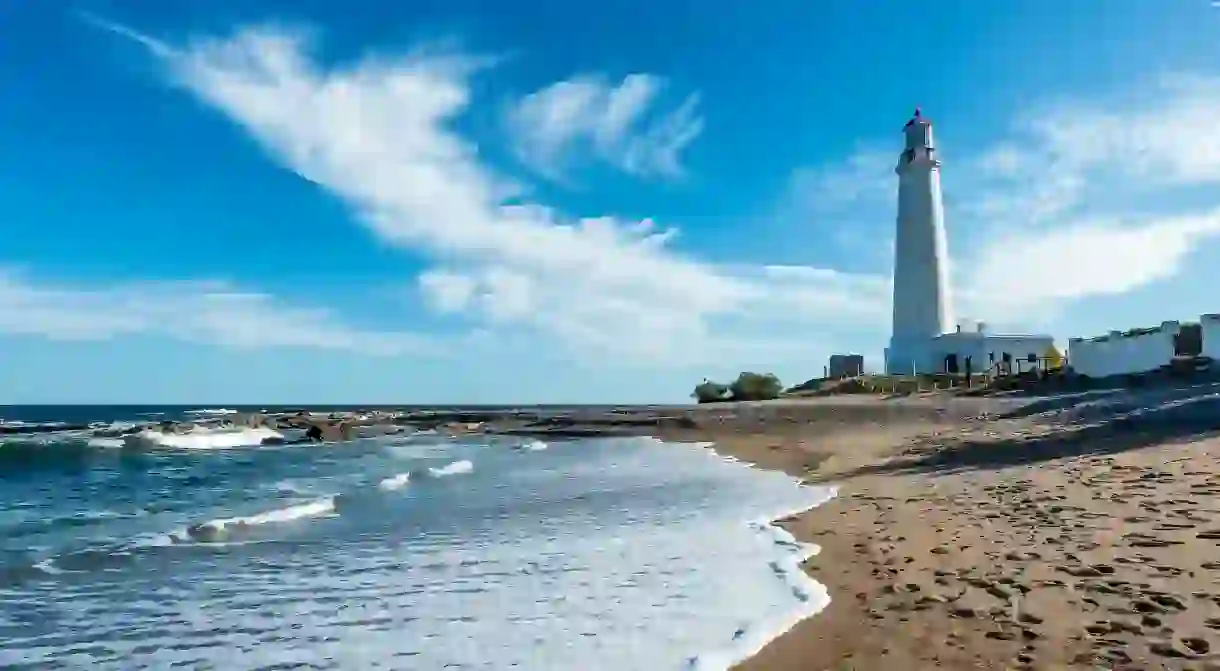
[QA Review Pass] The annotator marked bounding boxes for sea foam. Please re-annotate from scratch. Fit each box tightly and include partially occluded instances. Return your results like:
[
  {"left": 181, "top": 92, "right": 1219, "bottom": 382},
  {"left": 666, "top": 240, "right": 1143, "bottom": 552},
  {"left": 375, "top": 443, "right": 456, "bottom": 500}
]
[
  {"left": 0, "top": 435, "right": 835, "bottom": 670},
  {"left": 124, "top": 426, "right": 282, "bottom": 450}
]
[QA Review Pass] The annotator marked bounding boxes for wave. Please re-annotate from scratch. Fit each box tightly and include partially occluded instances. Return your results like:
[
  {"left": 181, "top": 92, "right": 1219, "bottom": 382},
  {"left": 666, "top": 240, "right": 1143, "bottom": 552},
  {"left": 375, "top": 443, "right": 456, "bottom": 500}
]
[
  {"left": 678, "top": 444, "right": 838, "bottom": 671},
  {"left": 377, "top": 472, "right": 411, "bottom": 491},
  {"left": 170, "top": 459, "right": 475, "bottom": 545},
  {"left": 0, "top": 437, "right": 104, "bottom": 473},
  {"left": 378, "top": 458, "right": 473, "bottom": 491},
  {"left": 428, "top": 459, "right": 473, "bottom": 477},
  {"left": 517, "top": 439, "right": 548, "bottom": 451},
  {"left": 184, "top": 408, "right": 238, "bottom": 416},
  {"left": 273, "top": 480, "right": 311, "bottom": 495},
  {"left": 1, "top": 509, "right": 143, "bottom": 541},
  {"left": 124, "top": 427, "right": 282, "bottom": 450},
  {"left": 171, "top": 497, "right": 338, "bottom": 544}
]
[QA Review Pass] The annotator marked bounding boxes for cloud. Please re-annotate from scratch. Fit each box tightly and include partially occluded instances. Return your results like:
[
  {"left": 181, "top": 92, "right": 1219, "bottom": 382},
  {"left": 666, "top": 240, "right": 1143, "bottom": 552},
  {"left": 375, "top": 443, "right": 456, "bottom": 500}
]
[
  {"left": 963, "top": 211, "right": 1220, "bottom": 317},
  {"left": 784, "top": 75, "right": 1220, "bottom": 332},
  {"left": 91, "top": 20, "right": 887, "bottom": 367},
  {"left": 417, "top": 270, "right": 477, "bottom": 313},
  {"left": 781, "top": 148, "right": 894, "bottom": 217},
  {"left": 953, "top": 75, "right": 1220, "bottom": 322},
  {"left": 503, "top": 73, "right": 703, "bottom": 180},
  {"left": 0, "top": 269, "right": 434, "bottom": 354}
]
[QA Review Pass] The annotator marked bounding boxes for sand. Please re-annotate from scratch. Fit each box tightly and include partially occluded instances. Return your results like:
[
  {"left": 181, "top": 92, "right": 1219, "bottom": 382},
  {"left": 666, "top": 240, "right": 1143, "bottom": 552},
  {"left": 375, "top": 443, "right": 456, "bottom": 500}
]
[{"left": 668, "top": 389, "right": 1220, "bottom": 670}]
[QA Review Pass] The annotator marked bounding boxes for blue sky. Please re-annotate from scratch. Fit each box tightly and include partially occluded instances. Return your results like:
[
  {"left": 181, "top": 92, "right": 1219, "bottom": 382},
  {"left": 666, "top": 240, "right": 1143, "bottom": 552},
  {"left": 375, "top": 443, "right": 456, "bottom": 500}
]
[{"left": 3, "top": 0, "right": 1220, "bottom": 404}]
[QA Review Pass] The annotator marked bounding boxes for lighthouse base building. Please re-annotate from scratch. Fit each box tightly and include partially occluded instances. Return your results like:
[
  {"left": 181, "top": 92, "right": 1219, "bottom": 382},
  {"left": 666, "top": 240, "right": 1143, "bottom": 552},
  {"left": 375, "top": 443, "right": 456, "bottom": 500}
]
[
  {"left": 885, "top": 321, "right": 1056, "bottom": 377},
  {"left": 883, "top": 108, "right": 1054, "bottom": 376}
]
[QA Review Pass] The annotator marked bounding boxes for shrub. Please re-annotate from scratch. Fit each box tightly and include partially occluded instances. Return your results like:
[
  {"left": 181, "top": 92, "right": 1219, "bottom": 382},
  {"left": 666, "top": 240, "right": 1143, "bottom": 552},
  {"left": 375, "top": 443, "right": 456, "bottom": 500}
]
[
  {"left": 692, "top": 380, "right": 731, "bottom": 403},
  {"left": 728, "top": 371, "right": 784, "bottom": 401}
]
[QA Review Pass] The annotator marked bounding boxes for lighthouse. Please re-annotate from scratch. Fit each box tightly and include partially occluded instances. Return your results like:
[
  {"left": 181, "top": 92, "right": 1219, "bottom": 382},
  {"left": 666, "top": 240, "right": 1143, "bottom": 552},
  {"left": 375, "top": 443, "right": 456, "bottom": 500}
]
[
  {"left": 875, "top": 108, "right": 1055, "bottom": 377},
  {"left": 885, "top": 108, "right": 954, "bottom": 374}
]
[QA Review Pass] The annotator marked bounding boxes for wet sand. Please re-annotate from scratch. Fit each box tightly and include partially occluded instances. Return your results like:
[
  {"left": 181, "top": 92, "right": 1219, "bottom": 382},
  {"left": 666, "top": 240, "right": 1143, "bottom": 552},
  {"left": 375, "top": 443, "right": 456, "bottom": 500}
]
[{"left": 682, "top": 388, "right": 1220, "bottom": 670}]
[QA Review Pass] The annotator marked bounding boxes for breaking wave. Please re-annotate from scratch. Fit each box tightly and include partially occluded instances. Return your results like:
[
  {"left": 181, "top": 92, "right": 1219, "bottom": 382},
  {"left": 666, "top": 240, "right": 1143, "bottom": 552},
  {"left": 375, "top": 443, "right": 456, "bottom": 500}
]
[
  {"left": 169, "top": 496, "right": 339, "bottom": 544},
  {"left": 123, "top": 427, "right": 283, "bottom": 450},
  {"left": 427, "top": 458, "right": 473, "bottom": 477},
  {"left": 377, "top": 471, "right": 411, "bottom": 491},
  {"left": 0, "top": 432, "right": 835, "bottom": 670}
]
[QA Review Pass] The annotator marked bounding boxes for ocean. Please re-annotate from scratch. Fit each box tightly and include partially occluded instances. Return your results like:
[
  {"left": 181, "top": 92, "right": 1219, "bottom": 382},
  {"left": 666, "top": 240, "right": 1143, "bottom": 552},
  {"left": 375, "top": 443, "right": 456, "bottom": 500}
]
[{"left": 0, "top": 406, "right": 835, "bottom": 670}]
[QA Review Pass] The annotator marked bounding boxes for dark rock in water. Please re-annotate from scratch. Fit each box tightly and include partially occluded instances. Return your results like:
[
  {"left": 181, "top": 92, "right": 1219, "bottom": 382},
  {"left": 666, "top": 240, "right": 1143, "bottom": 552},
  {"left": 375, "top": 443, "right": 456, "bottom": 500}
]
[
  {"left": 186, "top": 523, "right": 222, "bottom": 542},
  {"left": 305, "top": 424, "right": 323, "bottom": 442},
  {"left": 333, "top": 493, "right": 354, "bottom": 514},
  {"left": 261, "top": 436, "right": 287, "bottom": 446}
]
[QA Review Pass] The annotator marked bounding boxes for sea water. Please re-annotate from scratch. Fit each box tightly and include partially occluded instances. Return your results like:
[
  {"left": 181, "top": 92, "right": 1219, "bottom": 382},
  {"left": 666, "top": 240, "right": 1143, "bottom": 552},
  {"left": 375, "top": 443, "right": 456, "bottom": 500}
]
[{"left": 0, "top": 413, "right": 834, "bottom": 670}]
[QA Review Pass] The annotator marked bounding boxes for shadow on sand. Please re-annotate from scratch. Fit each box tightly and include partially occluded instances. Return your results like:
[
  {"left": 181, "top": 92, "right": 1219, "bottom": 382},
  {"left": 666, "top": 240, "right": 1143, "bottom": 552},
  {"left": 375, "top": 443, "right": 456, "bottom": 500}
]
[
  {"left": 997, "top": 381, "right": 1220, "bottom": 423},
  {"left": 835, "top": 383, "right": 1220, "bottom": 479}
]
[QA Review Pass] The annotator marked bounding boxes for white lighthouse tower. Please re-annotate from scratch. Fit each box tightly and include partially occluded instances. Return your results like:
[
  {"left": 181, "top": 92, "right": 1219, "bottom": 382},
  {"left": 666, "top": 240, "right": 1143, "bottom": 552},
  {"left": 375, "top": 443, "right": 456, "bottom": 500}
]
[{"left": 885, "top": 108, "right": 954, "bottom": 374}]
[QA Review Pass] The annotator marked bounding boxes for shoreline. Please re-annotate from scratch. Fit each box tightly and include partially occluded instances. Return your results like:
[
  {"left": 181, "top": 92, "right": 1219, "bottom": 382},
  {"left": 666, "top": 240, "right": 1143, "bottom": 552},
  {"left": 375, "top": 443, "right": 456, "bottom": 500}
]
[
  {"left": 648, "top": 396, "right": 1016, "bottom": 670},
  {"left": 12, "top": 390, "right": 1220, "bottom": 668},
  {"left": 691, "top": 387, "right": 1220, "bottom": 670}
]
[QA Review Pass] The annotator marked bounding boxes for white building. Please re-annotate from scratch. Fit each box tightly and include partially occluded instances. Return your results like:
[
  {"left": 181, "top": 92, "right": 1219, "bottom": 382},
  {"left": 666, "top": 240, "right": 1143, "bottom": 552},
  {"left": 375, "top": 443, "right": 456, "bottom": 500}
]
[
  {"left": 883, "top": 109, "right": 1054, "bottom": 375},
  {"left": 1066, "top": 317, "right": 1216, "bottom": 379}
]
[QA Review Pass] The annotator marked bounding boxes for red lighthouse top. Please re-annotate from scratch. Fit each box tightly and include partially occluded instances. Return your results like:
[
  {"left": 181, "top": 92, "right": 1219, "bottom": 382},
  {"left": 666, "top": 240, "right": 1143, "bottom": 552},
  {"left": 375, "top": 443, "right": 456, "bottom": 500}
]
[{"left": 903, "top": 107, "right": 930, "bottom": 128}]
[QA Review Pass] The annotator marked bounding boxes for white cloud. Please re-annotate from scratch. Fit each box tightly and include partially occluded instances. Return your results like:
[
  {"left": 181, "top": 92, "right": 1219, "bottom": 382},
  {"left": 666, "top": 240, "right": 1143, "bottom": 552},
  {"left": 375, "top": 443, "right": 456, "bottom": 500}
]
[
  {"left": 0, "top": 269, "right": 433, "bottom": 354},
  {"left": 962, "top": 211, "right": 1220, "bottom": 317},
  {"left": 953, "top": 75, "right": 1220, "bottom": 322},
  {"left": 503, "top": 73, "right": 703, "bottom": 180},
  {"left": 785, "top": 75, "right": 1220, "bottom": 333},
  {"left": 417, "top": 270, "right": 476, "bottom": 313},
  {"left": 781, "top": 148, "right": 893, "bottom": 216},
  {"left": 1020, "top": 75, "right": 1220, "bottom": 186},
  {"left": 92, "top": 21, "right": 886, "bottom": 367}
]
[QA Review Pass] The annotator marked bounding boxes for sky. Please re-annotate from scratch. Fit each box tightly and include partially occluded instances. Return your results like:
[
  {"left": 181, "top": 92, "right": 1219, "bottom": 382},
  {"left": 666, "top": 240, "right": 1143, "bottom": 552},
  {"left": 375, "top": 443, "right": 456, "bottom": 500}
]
[{"left": 3, "top": 0, "right": 1220, "bottom": 404}]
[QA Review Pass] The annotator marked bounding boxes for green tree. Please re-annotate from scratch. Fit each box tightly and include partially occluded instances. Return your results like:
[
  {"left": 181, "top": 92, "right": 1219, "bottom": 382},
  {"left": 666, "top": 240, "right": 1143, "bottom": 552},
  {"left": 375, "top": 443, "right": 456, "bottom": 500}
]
[
  {"left": 729, "top": 372, "right": 783, "bottom": 401},
  {"left": 692, "top": 379, "right": 730, "bottom": 403}
]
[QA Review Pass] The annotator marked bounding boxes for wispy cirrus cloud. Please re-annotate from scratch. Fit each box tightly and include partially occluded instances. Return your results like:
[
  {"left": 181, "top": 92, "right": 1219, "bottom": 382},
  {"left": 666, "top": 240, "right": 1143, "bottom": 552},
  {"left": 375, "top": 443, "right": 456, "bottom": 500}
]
[
  {"left": 503, "top": 73, "right": 704, "bottom": 181},
  {"left": 88, "top": 19, "right": 888, "bottom": 368}
]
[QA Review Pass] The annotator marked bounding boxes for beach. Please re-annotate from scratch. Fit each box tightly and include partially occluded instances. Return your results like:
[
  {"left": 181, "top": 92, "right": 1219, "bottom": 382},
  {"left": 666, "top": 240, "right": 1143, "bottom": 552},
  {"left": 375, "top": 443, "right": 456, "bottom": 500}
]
[
  {"left": 666, "top": 387, "right": 1220, "bottom": 670},
  {"left": 7, "top": 391, "right": 1220, "bottom": 669}
]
